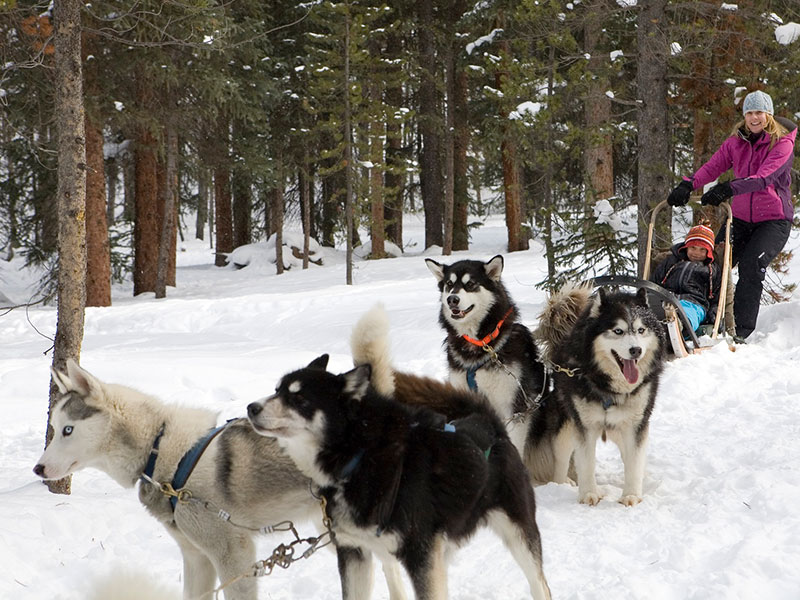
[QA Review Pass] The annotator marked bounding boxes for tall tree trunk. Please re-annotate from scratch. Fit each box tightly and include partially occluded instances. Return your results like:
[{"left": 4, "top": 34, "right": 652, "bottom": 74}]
[
  {"left": 583, "top": 2, "right": 615, "bottom": 206},
  {"left": 133, "top": 67, "right": 159, "bottom": 295},
  {"left": 636, "top": 0, "right": 670, "bottom": 275},
  {"left": 106, "top": 155, "right": 117, "bottom": 226},
  {"left": 453, "top": 67, "right": 469, "bottom": 252},
  {"left": 418, "top": 1, "right": 443, "bottom": 249},
  {"left": 214, "top": 164, "right": 233, "bottom": 267},
  {"left": 273, "top": 172, "right": 284, "bottom": 275},
  {"left": 300, "top": 163, "right": 311, "bottom": 269},
  {"left": 155, "top": 116, "right": 178, "bottom": 299},
  {"left": 442, "top": 40, "right": 455, "bottom": 256},
  {"left": 495, "top": 12, "right": 526, "bottom": 252},
  {"left": 133, "top": 132, "right": 158, "bottom": 294},
  {"left": 196, "top": 169, "right": 208, "bottom": 241},
  {"left": 367, "top": 37, "right": 385, "bottom": 259},
  {"left": 83, "top": 116, "right": 111, "bottom": 306},
  {"left": 344, "top": 7, "right": 354, "bottom": 284},
  {"left": 544, "top": 45, "right": 557, "bottom": 281},
  {"left": 47, "top": 0, "right": 87, "bottom": 495},
  {"left": 232, "top": 121, "right": 252, "bottom": 249},
  {"left": 82, "top": 28, "right": 110, "bottom": 307}
]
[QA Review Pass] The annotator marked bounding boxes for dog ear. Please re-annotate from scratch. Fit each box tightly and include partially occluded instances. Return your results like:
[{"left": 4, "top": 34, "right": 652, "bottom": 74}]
[
  {"left": 50, "top": 366, "right": 72, "bottom": 396},
  {"left": 307, "top": 354, "right": 329, "bottom": 370},
  {"left": 485, "top": 255, "right": 504, "bottom": 281},
  {"left": 589, "top": 288, "right": 606, "bottom": 319},
  {"left": 425, "top": 258, "right": 444, "bottom": 282},
  {"left": 342, "top": 364, "right": 371, "bottom": 400},
  {"left": 635, "top": 287, "right": 649, "bottom": 307},
  {"left": 64, "top": 359, "right": 101, "bottom": 397}
]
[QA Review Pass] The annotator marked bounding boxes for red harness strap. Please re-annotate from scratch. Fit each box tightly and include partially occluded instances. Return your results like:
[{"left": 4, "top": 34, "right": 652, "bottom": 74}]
[{"left": 461, "top": 308, "right": 514, "bottom": 347}]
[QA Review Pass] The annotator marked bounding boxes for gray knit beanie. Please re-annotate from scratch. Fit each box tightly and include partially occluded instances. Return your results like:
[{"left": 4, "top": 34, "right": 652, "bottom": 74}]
[{"left": 742, "top": 90, "right": 774, "bottom": 116}]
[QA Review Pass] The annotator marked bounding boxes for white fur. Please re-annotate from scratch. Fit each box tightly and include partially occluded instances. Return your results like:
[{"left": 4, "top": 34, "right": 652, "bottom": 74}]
[
  {"left": 566, "top": 381, "right": 655, "bottom": 506},
  {"left": 87, "top": 567, "right": 180, "bottom": 600},
  {"left": 350, "top": 303, "right": 396, "bottom": 396},
  {"left": 35, "top": 361, "right": 323, "bottom": 600}
]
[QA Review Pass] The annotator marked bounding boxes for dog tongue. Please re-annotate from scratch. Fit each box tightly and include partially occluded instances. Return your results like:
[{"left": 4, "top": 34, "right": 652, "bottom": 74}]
[{"left": 622, "top": 359, "right": 639, "bottom": 384}]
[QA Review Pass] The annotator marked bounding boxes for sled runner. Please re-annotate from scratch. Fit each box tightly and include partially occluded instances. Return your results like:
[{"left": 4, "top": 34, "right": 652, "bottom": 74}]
[{"left": 594, "top": 200, "right": 734, "bottom": 357}]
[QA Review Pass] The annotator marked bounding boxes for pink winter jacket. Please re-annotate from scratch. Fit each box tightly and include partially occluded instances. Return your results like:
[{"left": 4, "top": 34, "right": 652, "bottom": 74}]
[{"left": 688, "top": 117, "right": 797, "bottom": 223}]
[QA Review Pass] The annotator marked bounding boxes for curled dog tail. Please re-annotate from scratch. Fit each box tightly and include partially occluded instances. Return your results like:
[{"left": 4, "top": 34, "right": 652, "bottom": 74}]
[
  {"left": 350, "top": 303, "right": 396, "bottom": 396},
  {"left": 534, "top": 281, "right": 593, "bottom": 363}
]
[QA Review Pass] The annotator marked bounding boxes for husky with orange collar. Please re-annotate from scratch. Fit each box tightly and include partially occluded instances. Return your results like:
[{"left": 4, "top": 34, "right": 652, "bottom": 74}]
[{"left": 424, "top": 255, "right": 569, "bottom": 484}]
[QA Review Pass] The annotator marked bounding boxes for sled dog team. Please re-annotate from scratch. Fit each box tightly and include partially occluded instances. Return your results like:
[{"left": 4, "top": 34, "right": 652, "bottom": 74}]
[{"left": 34, "top": 255, "right": 668, "bottom": 600}]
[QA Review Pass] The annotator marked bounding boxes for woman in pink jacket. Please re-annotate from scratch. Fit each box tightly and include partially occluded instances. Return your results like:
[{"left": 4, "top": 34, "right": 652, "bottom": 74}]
[{"left": 667, "top": 90, "right": 797, "bottom": 342}]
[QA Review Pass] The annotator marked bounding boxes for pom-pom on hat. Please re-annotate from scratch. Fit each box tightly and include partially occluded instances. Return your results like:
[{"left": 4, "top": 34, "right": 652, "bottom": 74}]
[
  {"left": 742, "top": 90, "right": 773, "bottom": 116},
  {"left": 682, "top": 223, "right": 715, "bottom": 262}
]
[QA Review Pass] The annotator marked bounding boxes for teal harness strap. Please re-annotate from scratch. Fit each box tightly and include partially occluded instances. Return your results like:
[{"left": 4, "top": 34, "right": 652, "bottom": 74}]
[{"left": 168, "top": 420, "right": 232, "bottom": 511}]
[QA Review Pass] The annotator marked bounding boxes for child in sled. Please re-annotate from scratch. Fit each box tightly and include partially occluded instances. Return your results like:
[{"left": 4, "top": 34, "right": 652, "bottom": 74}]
[{"left": 650, "top": 222, "right": 723, "bottom": 334}]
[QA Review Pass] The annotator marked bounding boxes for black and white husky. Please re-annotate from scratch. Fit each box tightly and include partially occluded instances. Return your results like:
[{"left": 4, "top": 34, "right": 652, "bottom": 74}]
[
  {"left": 33, "top": 360, "right": 406, "bottom": 600},
  {"left": 425, "top": 255, "right": 569, "bottom": 483},
  {"left": 247, "top": 355, "right": 552, "bottom": 600},
  {"left": 536, "top": 283, "right": 668, "bottom": 506}
]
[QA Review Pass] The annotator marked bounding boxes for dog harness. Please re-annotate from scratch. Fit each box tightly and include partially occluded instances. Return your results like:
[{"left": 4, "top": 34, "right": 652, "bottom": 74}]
[
  {"left": 461, "top": 307, "right": 514, "bottom": 391},
  {"left": 141, "top": 420, "right": 233, "bottom": 511}
]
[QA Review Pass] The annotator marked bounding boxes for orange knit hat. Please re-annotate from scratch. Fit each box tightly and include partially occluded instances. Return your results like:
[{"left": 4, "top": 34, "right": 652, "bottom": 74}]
[{"left": 681, "top": 223, "right": 715, "bottom": 262}]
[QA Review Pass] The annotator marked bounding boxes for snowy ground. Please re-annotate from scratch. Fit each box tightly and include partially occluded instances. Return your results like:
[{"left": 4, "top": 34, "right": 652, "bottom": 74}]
[{"left": 2, "top": 213, "right": 800, "bottom": 600}]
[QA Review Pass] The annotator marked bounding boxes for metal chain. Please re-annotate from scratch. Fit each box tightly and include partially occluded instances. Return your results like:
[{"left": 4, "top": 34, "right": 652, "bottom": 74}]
[
  {"left": 210, "top": 495, "right": 336, "bottom": 599},
  {"left": 477, "top": 343, "right": 546, "bottom": 423}
]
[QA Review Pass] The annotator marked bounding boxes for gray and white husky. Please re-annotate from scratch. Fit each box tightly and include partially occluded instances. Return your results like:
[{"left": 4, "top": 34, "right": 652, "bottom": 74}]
[
  {"left": 33, "top": 360, "right": 406, "bottom": 600},
  {"left": 536, "top": 283, "right": 667, "bottom": 506}
]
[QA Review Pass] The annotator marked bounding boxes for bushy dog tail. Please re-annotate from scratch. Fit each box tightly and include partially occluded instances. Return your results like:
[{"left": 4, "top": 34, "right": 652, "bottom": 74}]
[
  {"left": 534, "top": 281, "right": 594, "bottom": 363},
  {"left": 350, "top": 303, "right": 396, "bottom": 396}
]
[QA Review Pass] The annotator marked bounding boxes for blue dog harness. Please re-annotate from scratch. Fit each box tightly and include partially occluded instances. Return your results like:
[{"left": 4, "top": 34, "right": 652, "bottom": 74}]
[{"left": 141, "top": 421, "right": 232, "bottom": 511}]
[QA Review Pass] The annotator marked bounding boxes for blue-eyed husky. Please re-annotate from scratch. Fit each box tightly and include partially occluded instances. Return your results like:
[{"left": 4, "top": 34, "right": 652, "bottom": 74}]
[
  {"left": 33, "top": 360, "right": 406, "bottom": 600},
  {"left": 247, "top": 355, "right": 552, "bottom": 600},
  {"left": 425, "top": 255, "right": 569, "bottom": 483},
  {"left": 536, "top": 283, "right": 668, "bottom": 506}
]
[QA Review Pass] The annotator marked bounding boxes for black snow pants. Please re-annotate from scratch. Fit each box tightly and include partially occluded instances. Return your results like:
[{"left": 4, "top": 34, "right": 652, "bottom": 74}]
[{"left": 719, "top": 218, "right": 791, "bottom": 338}]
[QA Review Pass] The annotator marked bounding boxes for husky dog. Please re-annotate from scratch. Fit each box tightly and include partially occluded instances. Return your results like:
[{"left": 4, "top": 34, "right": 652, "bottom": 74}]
[
  {"left": 247, "top": 355, "right": 552, "bottom": 600},
  {"left": 536, "top": 283, "right": 667, "bottom": 506},
  {"left": 33, "top": 360, "right": 406, "bottom": 600},
  {"left": 425, "top": 255, "right": 568, "bottom": 482}
]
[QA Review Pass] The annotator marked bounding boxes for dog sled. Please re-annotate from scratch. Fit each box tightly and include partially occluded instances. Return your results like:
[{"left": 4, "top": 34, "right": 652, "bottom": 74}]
[{"left": 593, "top": 200, "right": 734, "bottom": 357}]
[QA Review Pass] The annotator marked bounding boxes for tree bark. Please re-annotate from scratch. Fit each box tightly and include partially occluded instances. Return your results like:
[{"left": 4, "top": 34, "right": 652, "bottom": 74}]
[
  {"left": 344, "top": 7, "right": 354, "bottom": 284},
  {"left": 583, "top": 2, "right": 615, "bottom": 205},
  {"left": 636, "top": 0, "right": 671, "bottom": 274},
  {"left": 453, "top": 67, "right": 469, "bottom": 252},
  {"left": 82, "top": 30, "right": 111, "bottom": 307},
  {"left": 273, "top": 168, "right": 285, "bottom": 275},
  {"left": 47, "top": 0, "right": 87, "bottom": 495},
  {"left": 214, "top": 164, "right": 233, "bottom": 267},
  {"left": 418, "top": 1, "right": 443, "bottom": 249},
  {"left": 155, "top": 116, "right": 178, "bottom": 299},
  {"left": 495, "top": 11, "right": 527, "bottom": 252},
  {"left": 442, "top": 40, "right": 455, "bottom": 256},
  {"left": 133, "top": 69, "right": 159, "bottom": 295},
  {"left": 84, "top": 116, "right": 111, "bottom": 306}
]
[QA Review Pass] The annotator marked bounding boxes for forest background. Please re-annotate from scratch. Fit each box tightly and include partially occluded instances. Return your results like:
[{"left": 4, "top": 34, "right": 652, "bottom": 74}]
[{"left": 1, "top": 0, "right": 799, "bottom": 305}]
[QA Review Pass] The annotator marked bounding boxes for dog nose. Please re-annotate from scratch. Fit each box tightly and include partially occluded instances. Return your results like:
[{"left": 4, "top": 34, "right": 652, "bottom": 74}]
[
  {"left": 447, "top": 294, "right": 460, "bottom": 308},
  {"left": 247, "top": 402, "right": 263, "bottom": 419},
  {"left": 629, "top": 346, "right": 642, "bottom": 359},
  {"left": 33, "top": 464, "right": 45, "bottom": 477}
]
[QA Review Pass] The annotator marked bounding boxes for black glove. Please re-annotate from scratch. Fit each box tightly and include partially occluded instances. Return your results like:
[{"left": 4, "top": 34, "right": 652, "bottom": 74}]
[
  {"left": 667, "top": 180, "right": 693, "bottom": 206},
  {"left": 701, "top": 181, "right": 733, "bottom": 206}
]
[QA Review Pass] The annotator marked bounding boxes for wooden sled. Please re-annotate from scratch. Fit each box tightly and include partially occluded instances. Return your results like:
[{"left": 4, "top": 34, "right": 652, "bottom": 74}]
[{"left": 595, "top": 200, "right": 734, "bottom": 357}]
